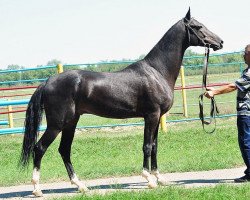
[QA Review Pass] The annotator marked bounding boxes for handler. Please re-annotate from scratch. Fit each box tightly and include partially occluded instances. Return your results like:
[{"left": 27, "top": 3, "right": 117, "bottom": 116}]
[{"left": 205, "top": 44, "right": 250, "bottom": 182}]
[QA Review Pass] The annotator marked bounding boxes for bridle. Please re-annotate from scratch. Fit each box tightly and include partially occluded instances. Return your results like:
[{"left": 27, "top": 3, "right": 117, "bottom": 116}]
[
  {"left": 183, "top": 18, "right": 219, "bottom": 133},
  {"left": 183, "top": 18, "right": 209, "bottom": 48}
]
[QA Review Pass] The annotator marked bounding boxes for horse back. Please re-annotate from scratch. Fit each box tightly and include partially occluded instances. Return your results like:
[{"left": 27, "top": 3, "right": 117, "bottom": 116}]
[
  {"left": 42, "top": 64, "right": 174, "bottom": 119},
  {"left": 76, "top": 69, "right": 144, "bottom": 118}
]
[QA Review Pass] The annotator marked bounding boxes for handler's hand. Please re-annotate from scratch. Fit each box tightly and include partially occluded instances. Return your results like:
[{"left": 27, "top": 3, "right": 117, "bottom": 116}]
[{"left": 204, "top": 87, "right": 215, "bottom": 99}]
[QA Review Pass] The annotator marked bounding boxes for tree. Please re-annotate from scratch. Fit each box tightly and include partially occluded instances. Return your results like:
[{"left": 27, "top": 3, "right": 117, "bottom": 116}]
[
  {"left": 7, "top": 64, "right": 24, "bottom": 70},
  {"left": 46, "top": 59, "right": 62, "bottom": 66}
]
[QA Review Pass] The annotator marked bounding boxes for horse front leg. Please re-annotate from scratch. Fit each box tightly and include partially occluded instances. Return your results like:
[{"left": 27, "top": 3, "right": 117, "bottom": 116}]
[
  {"left": 142, "top": 112, "right": 160, "bottom": 188},
  {"left": 151, "top": 119, "right": 168, "bottom": 186}
]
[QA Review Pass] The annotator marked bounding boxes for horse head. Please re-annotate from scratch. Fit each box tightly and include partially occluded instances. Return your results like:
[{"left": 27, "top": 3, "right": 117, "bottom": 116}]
[{"left": 183, "top": 8, "right": 223, "bottom": 51}]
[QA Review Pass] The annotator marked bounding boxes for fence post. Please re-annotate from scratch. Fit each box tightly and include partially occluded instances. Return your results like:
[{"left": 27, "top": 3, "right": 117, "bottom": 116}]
[
  {"left": 240, "top": 63, "right": 243, "bottom": 74},
  {"left": 160, "top": 113, "right": 167, "bottom": 132},
  {"left": 57, "top": 63, "right": 64, "bottom": 73},
  {"left": 180, "top": 66, "right": 188, "bottom": 117},
  {"left": 7, "top": 105, "right": 14, "bottom": 128}
]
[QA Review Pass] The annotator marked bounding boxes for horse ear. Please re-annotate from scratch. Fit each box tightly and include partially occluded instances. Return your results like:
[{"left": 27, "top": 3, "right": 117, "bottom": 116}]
[{"left": 185, "top": 7, "right": 191, "bottom": 21}]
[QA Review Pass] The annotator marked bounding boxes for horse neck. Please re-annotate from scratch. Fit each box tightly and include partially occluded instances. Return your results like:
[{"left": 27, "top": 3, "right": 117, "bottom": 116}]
[{"left": 144, "top": 21, "right": 188, "bottom": 88}]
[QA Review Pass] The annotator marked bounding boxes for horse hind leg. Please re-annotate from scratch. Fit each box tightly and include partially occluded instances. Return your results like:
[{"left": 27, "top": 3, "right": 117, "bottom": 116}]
[
  {"left": 58, "top": 115, "right": 89, "bottom": 193},
  {"left": 32, "top": 126, "right": 61, "bottom": 197}
]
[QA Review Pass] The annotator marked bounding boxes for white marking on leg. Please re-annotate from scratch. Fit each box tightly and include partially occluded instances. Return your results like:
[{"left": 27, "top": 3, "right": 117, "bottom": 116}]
[
  {"left": 31, "top": 168, "right": 43, "bottom": 197},
  {"left": 71, "top": 173, "right": 89, "bottom": 192},
  {"left": 142, "top": 169, "right": 157, "bottom": 188},
  {"left": 152, "top": 170, "right": 167, "bottom": 185}
]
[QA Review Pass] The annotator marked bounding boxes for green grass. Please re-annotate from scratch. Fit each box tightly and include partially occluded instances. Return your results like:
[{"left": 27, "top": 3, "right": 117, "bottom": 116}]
[
  {"left": 56, "top": 184, "right": 250, "bottom": 200},
  {"left": 0, "top": 117, "right": 243, "bottom": 187}
]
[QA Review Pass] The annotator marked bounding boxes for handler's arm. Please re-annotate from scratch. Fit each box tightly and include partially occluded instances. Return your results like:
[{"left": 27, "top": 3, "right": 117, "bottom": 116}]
[{"left": 205, "top": 83, "right": 237, "bottom": 99}]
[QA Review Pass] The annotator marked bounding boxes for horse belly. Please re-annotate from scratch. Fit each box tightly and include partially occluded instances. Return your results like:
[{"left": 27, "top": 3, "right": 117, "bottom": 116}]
[{"left": 77, "top": 92, "right": 141, "bottom": 119}]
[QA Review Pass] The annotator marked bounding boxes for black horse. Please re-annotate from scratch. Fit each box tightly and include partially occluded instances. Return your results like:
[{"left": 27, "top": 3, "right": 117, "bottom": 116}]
[{"left": 20, "top": 9, "right": 223, "bottom": 196}]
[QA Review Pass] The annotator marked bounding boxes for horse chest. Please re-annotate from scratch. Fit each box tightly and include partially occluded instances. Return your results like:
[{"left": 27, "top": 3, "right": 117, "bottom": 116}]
[{"left": 144, "top": 78, "right": 173, "bottom": 103}]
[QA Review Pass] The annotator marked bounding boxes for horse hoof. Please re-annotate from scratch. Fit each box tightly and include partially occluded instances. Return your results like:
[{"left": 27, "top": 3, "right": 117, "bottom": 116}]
[
  {"left": 158, "top": 179, "right": 168, "bottom": 186},
  {"left": 32, "top": 189, "right": 43, "bottom": 197},
  {"left": 78, "top": 186, "right": 89, "bottom": 193},
  {"left": 148, "top": 181, "right": 158, "bottom": 189}
]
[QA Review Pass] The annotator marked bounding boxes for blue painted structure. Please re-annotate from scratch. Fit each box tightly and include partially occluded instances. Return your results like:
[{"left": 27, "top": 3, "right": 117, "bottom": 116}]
[
  {"left": 0, "top": 51, "right": 242, "bottom": 135},
  {"left": 0, "top": 114, "right": 237, "bottom": 135},
  {"left": 0, "top": 99, "right": 30, "bottom": 106}
]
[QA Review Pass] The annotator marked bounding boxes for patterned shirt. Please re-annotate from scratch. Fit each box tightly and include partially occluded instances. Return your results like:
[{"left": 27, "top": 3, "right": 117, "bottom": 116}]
[{"left": 235, "top": 67, "right": 250, "bottom": 116}]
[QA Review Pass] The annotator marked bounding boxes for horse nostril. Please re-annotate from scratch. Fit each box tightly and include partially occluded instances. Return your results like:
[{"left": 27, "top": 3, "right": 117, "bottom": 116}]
[{"left": 221, "top": 40, "right": 224, "bottom": 44}]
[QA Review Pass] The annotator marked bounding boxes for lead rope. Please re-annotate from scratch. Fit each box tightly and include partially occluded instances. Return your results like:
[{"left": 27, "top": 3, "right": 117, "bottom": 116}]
[{"left": 198, "top": 47, "right": 219, "bottom": 133}]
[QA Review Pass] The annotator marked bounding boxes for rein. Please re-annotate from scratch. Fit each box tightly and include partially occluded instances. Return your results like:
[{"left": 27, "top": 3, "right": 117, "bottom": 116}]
[
  {"left": 183, "top": 18, "right": 219, "bottom": 133},
  {"left": 198, "top": 47, "right": 219, "bottom": 133}
]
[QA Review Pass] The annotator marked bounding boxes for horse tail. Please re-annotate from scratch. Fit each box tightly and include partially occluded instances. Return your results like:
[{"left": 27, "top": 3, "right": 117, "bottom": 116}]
[{"left": 20, "top": 82, "right": 45, "bottom": 167}]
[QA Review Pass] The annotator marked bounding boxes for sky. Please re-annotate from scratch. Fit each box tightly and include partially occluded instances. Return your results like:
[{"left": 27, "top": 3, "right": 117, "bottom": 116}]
[{"left": 0, "top": 0, "right": 249, "bottom": 69}]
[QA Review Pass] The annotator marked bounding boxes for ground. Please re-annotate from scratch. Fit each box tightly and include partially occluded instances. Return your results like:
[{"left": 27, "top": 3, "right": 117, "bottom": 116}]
[{"left": 0, "top": 167, "right": 246, "bottom": 200}]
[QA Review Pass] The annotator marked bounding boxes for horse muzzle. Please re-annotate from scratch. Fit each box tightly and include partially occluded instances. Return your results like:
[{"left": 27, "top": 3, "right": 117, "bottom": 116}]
[{"left": 205, "top": 39, "right": 223, "bottom": 51}]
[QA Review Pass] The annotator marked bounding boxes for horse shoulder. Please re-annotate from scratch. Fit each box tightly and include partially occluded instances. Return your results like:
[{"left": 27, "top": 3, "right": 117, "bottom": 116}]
[{"left": 138, "top": 67, "right": 174, "bottom": 111}]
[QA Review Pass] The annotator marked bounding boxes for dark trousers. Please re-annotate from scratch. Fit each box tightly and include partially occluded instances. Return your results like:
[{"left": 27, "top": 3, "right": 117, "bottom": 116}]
[{"left": 237, "top": 115, "right": 250, "bottom": 176}]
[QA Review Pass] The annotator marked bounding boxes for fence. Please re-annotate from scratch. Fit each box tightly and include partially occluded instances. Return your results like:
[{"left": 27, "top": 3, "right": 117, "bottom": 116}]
[{"left": 0, "top": 51, "right": 244, "bottom": 135}]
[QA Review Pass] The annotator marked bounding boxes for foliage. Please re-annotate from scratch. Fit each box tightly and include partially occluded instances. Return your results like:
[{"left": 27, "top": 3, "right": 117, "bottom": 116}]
[
  {"left": 46, "top": 59, "right": 61, "bottom": 66},
  {"left": 182, "top": 50, "right": 244, "bottom": 76},
  {"left": 85, "top": 59, "right": 136, "bottom": 72},
  {"left": 0, "top": 60, "right": 80, "bottom": 86},
  {"left": 0, "top": 50, "right": 244, "bottom": 86}
]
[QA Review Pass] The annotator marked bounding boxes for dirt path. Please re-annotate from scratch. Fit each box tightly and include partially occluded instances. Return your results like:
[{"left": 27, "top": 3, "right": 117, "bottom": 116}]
[{"left": 0, "top": 167, "right": 246, "bottom": 200}]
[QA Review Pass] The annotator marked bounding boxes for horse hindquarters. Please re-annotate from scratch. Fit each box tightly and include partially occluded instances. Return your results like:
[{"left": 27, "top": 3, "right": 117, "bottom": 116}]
[
  {"left": 31, "top": 83, "right": 81, "bottom": 196},
  {"left": 31, "top": 109, "right": 80, "bottom": 196}
]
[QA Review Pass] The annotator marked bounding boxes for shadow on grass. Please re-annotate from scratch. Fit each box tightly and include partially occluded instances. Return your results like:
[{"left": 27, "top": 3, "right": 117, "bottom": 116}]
[
  {"left": 0, "top": 188, "right": 76, "bottom": 199},
  {"left": 172, "top": 178, "right": 234, "bottom": 185},
  {"left": 0, "top": 182, "right": 147, "bottom": 199},
  {"left": 0, "top": 179, "right": 236, "bottom": 199}
]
